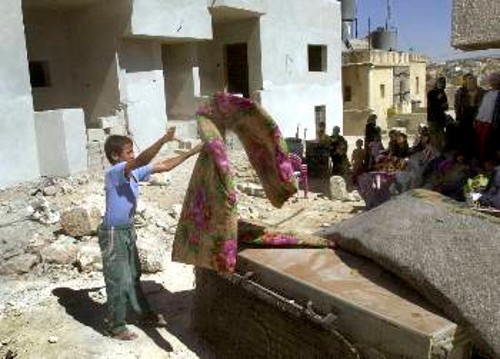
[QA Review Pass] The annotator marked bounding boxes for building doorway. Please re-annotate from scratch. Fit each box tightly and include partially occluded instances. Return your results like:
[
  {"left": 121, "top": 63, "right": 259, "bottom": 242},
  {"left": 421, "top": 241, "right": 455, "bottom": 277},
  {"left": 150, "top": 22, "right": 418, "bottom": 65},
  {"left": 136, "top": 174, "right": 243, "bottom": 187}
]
[{"left": 225, "top": 43, "right": 249, "bottom": 98}]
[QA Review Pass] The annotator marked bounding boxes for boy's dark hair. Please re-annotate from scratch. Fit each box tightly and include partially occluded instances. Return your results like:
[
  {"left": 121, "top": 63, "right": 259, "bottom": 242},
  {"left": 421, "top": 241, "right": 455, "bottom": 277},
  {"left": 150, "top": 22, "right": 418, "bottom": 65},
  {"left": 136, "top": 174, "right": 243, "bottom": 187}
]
[{"left": 104, "top": 135, "right": 133, "bottom": 164}]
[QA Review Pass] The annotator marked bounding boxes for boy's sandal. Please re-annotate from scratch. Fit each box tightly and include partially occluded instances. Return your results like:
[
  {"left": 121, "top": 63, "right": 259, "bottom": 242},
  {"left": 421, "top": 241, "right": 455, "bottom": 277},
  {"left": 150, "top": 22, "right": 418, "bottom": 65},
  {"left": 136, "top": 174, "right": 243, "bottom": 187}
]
[{"left": 111, "top": 329, "right": 139, "bottom": 341}]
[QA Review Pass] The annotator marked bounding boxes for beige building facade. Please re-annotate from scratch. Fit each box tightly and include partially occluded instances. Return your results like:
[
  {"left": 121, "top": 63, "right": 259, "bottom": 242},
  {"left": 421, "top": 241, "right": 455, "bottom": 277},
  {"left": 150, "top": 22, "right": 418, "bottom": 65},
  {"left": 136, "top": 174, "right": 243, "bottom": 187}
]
[
  {"left": 0, "top": 0, "right": 343, "bottom": 188},
  {"left": 342, "top": 49, "right": 427, "bottom": 135}
]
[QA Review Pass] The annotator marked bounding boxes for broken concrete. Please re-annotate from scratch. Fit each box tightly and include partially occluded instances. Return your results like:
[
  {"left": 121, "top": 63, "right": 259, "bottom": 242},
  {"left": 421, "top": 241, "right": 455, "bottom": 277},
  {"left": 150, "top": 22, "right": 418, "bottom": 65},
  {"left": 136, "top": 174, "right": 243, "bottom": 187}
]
[
  {"left": 60, "top": 205, "right": 101, "bottom": 237},
  {"left": 41, "top": 235, "right": 78, "bottom": 265}
]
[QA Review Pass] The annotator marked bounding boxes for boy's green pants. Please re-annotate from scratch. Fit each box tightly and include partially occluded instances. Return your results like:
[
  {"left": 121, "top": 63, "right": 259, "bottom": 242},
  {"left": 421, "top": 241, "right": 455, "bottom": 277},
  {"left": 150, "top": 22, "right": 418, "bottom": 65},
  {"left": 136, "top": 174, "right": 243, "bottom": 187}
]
[{"left": 98, "top": 225, "right": 151, "bottom": 334}]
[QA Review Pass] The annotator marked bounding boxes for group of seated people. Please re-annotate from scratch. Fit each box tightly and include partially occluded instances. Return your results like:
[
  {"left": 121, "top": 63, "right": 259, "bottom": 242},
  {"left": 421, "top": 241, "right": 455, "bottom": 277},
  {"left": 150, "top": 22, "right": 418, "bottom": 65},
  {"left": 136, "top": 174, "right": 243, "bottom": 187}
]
[{"left": 350, "top": 115, "right": 500, "bottom": 210}]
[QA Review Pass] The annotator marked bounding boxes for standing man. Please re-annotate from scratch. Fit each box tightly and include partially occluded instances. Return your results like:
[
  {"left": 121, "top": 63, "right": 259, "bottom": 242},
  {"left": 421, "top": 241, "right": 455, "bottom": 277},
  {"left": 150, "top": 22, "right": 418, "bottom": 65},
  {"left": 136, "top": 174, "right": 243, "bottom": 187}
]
[{"left": 427, "top": 76, "right": 449, "bottom": 153}]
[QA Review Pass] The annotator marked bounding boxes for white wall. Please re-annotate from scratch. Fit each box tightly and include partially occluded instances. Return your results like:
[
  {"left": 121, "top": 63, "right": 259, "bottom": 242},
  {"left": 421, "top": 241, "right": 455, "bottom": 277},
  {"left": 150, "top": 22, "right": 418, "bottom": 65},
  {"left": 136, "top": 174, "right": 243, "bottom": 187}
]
[
  {"left": 131, "top": 0, "right": 212, "bottom": 40},
  {"left": 23, "top": 9, "right": 77, "bottom": 111},
  {"left": 163, "top": 43, "right": 198, "bottom": 121},
  {"left": 257, "top": 0, "right": 343, "bottom": 139},
  {"left": 34, "top": 109, "right": 87, "bottom": 177},
  {"left": 67, "top": 0, "right": 129, "bottom": 126},
  {"left": 0, "top": 0, "right": 40, "bottom": 188},
  {"left": 119, "top": 40, "right": 167, "bottom": 151}
]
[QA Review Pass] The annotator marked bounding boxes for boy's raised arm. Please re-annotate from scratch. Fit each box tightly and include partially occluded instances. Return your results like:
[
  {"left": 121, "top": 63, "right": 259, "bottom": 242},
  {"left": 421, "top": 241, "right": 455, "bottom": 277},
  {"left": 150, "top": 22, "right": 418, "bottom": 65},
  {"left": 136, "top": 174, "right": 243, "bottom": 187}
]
[
  {"left": 124, "top": 127, "right": 176, "bottom": 176},
  {"left": 152, "top": 143, "right": 203, "bottom": 174}
]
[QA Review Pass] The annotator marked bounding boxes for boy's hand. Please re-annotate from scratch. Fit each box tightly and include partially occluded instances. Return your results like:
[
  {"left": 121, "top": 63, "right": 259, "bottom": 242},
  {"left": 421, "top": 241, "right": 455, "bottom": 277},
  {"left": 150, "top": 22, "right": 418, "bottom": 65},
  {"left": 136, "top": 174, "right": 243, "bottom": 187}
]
[{"left": 162, "top": 127, "right": 176, "bottom": 144}]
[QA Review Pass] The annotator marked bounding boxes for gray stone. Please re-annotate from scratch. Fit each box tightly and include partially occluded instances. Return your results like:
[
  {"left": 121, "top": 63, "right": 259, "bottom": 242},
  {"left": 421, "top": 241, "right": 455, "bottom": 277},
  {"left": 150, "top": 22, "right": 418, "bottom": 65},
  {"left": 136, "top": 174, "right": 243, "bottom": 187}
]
[
  {"left": 76, "top": 241, "right": 102, "bottom": 272},
  {"left": 136, "top": 235, "right": 165, "bottom": 273},
  {"left": 320, "top": 189, "right": 500, "bottom": 357},
  {"left": 42, "top": 185, "right": 58, "bottom": 197},
  {"left": 0, "top": 253, "right": 38, "bottom": 275},
  {"left": 26, "top": 233, "right": 50, "bottom": 255},
  {"left": 170, "top": 204, "right": 183, "bottom": 220},
  {"left": 329, "top": 176, "right": 360, "bottom": 202},
  {"left": 60, "top": 205, "right": 101, "bottom": 237},
  {"left": 41, "top": 235, "right": 78, "bottom": 265}
]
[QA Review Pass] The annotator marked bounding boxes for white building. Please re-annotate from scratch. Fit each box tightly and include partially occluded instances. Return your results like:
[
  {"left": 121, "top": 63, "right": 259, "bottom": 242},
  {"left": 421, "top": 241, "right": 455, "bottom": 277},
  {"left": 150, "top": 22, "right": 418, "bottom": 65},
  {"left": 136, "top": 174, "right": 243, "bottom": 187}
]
[{"left": 0, "top": 0, "right": 343, "bottom": 188}]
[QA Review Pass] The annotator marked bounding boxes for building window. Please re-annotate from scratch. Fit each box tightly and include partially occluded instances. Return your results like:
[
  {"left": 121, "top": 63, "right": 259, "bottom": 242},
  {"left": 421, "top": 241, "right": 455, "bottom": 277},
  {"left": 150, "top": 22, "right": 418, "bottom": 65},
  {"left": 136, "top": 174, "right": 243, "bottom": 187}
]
[
  {"left": 29, "top": 61, "right": 51, "bottom": 88},
  {"left": 308, "top": 45, "right": 327, "bottom": 72},
  {"left": 416, "top": 76, "right": 420, "bottom": 94},
  {"left": 344, "top": 86, "right": 352, "bottom": 102},
  {"left": 380, "top": 84, "right": 386, "bottom": 99}
]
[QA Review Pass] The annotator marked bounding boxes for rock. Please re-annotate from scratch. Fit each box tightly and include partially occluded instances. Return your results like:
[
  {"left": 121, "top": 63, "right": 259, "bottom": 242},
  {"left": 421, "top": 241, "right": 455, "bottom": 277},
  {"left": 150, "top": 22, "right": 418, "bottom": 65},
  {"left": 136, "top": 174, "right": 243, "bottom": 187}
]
[
  {"left": 26, "top": 233, "right": 50, "bottom": 255},
  {"left": 27, "top": 197, "right": 60, "bottom": 225},
  {"left": 43, "top": 185, "right": 58, "bottom": 197},
  {"left": 149, "top": 172, "right": 171, "bottom": 186},
  {"left": 0, "top": 253, "right": 38, "bottom": 275},
  {"left": 76, "top": 241, "right": 102, "bottom": 272},
  {"left": 329, "top": 176, "right": 350, "bottom": 201},
  {"left": 48, "top": 336, "right": 58, "bottom": 344},
  {"left": 136, "top": 235, "right": 166, "bottom": 273},
  {"left": 171, "top": 204, "right": 183, "bottom": 220},
  {"left": 60, "top": 205, "right": 101, "bottom": 237},
  {"left": 237, "top": 182, "right": 266, "bottom": 198},
  {"left": 41, "top": 235, "right": 78, "bottom": 265}
]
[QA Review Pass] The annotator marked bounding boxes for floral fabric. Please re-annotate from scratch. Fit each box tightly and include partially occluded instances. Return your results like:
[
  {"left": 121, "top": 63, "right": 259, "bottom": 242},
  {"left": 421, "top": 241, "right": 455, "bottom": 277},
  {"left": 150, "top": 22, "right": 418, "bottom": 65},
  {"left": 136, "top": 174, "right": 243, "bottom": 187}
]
[{"left": 172, "top": 93, "right": 298, "bottom": 273}]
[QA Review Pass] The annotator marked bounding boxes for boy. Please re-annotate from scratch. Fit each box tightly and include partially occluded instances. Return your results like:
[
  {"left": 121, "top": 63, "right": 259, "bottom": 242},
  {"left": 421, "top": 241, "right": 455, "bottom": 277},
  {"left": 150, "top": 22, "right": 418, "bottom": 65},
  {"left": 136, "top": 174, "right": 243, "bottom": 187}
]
[{"left": 99, "top": 127, "right": 202, "bottom": 340}]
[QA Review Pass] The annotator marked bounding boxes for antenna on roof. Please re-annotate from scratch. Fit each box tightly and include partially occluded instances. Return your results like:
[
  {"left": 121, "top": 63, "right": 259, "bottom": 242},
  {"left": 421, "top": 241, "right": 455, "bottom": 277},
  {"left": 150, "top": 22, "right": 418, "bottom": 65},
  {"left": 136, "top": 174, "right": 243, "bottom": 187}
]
[{"left": 385, "top": 0, "right": 392, "bottom": 30}]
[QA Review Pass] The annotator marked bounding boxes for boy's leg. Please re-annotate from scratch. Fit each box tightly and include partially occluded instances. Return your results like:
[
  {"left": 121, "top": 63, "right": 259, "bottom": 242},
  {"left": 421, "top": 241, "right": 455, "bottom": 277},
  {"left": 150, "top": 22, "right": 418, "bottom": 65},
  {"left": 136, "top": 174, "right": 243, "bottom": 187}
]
[
  {"left": 128, "top": 228, "right": 152, "bottom": 315},
  {"left": 128, "top": 229, "right": 166, "bottom": 326},
  {"left": 98, "top": 227, "right": 133, "bottom": 336}
]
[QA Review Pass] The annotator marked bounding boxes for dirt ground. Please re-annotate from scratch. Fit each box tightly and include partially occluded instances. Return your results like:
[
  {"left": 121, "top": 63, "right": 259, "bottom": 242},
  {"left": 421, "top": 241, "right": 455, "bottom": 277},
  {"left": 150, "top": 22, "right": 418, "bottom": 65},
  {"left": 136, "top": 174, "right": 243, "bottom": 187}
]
[{"left": 0, "top": 148, "right": 362, "bottom": 359}]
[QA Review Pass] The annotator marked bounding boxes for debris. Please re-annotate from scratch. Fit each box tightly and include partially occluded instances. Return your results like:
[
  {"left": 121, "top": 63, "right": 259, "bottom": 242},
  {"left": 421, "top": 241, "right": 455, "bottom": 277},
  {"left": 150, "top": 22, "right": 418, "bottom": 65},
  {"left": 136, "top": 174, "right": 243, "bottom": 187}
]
[
  {"left": 41, "top": 235, "right": 78, "bottom": 265},
  {"left": 60, "top": 204, "right": 101, "bottom": 237},
  {"left": 76, "top": 241, "right": 102, "bottom": 272},
  {"left": 26, "top": 197, "right": 60, "bottom": 225},
  {"left": 170, "top": 204, "right": 183, "bottom": 220},
  {"left": 0, "top": 253, "right": 39, "bottom": 275}
]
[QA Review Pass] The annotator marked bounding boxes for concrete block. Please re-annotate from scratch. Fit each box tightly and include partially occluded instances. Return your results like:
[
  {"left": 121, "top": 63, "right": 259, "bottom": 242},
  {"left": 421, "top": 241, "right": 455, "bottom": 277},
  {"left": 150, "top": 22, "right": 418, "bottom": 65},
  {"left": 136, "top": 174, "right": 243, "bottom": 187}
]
[
  {"left": 97, "top": 115, "right": 124, "bottom": 129},
  {"left": 35, "top": 109, "right": 88, "bottom": 177},
  {"left": 87, "top": 128, "right": 106, "bottom": 142},
  {"left": 109, "top": 125, "right": 128, "bottom": 135}
]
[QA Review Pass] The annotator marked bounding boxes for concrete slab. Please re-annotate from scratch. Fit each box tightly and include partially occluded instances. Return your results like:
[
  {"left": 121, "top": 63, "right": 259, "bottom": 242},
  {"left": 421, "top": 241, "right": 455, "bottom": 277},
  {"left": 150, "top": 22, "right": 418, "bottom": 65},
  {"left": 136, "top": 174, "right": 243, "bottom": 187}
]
[{"left": 35, "top": 109, "right": 88, "bottom": 177}]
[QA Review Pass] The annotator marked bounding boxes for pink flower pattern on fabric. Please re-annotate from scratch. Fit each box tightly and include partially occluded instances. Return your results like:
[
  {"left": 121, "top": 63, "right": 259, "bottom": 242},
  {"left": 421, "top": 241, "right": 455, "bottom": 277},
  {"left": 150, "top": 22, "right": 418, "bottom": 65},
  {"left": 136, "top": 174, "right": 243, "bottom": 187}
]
[
  {"left": 207, "top": 138, "right": 231, "bottom": 174},
  {"left": 188, "top": 233, "right": 201, "bottom": 246},
  {"left": 262, "top": 233, "right": 298, "bottom": 246},
  {"left": 275, "top": 148, "right": 294, "bottom": 183},
  {"left": 217, "top": 239, "right": 237, "bottom": 272},
  {"left": 214, "top": 92, "right": 254, "bottom": 116},
  {"left": 192, "top": 188, "right": 207, "bottom": 230},
  {"left": 227, "top": 190, "right": 238, "bottom": 208}
]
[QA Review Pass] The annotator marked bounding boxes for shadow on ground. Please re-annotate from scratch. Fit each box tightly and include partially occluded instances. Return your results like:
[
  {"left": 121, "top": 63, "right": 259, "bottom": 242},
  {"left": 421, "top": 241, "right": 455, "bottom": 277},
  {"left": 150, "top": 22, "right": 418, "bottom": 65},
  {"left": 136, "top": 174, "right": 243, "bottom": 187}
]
[{"left": 52, "top": 281, "right": 213, "bottom": 357}]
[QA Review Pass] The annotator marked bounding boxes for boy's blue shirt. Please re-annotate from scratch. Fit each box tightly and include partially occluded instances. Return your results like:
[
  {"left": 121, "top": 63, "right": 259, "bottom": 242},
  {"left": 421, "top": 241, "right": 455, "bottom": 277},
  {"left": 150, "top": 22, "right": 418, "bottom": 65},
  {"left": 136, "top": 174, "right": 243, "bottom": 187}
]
[{"left": 102, "top": 162, "right": 152, "bottom": 228}]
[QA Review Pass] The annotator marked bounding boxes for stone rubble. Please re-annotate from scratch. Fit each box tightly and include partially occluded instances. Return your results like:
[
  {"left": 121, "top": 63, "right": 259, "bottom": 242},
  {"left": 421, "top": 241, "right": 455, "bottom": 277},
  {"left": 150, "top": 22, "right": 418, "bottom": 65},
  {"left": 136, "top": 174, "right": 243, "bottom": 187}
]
[{"left": 60, "top": 204, "right": 101, "bottom": 237}]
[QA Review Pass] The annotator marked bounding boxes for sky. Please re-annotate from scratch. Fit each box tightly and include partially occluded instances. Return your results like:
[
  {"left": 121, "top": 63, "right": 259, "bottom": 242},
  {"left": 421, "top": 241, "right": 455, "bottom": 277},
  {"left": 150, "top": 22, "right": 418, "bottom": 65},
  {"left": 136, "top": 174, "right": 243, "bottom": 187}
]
[{"left": 354, "top": 0, "right": 500, "bottom": 61}]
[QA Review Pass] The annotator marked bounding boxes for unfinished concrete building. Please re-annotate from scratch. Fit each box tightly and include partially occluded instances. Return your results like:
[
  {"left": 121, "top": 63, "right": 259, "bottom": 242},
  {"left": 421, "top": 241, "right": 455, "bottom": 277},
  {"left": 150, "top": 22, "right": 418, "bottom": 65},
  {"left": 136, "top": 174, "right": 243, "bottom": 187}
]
[{"left": 0, "top": 0, "right": 343, "bottom": 188}]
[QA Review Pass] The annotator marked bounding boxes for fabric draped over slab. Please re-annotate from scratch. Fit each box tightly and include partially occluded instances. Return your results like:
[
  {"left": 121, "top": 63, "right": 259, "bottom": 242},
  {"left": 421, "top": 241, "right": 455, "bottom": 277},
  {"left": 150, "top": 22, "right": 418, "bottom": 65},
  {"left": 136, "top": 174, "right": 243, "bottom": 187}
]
[{"left": 172, "top": 93, "right": 303, "bottom": 273}]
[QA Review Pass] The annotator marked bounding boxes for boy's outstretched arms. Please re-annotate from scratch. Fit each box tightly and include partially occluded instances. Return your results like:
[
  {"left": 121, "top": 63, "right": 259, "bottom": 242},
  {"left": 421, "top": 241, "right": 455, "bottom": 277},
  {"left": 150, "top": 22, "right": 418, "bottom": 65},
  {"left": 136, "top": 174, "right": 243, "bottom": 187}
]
[
  {"left": 152, "top": 143, "right": 204, "bottom": 174},
  {"left": 124, "top": 127, "right": 176, "bottom": 176}
]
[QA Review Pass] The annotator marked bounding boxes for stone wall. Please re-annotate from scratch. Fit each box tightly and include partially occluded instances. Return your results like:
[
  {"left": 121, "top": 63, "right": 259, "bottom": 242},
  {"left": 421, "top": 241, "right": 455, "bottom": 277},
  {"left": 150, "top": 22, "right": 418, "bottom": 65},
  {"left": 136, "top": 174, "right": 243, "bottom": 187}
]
[{"left": 452, "top": 0, "right": 500, "bottom": 50}]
